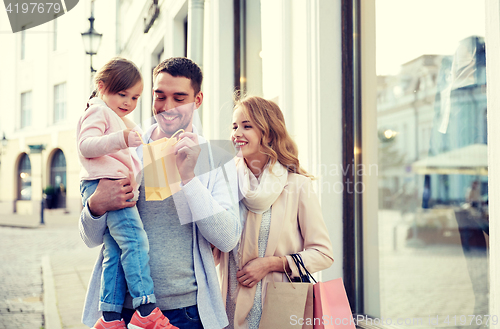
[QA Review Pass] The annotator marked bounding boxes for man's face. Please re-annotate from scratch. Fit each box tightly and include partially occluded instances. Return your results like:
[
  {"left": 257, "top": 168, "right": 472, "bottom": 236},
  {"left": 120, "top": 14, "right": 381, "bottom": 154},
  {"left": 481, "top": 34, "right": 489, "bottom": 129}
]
[{"left": 152, "top": 72, "right": 203, "bottom": 138}]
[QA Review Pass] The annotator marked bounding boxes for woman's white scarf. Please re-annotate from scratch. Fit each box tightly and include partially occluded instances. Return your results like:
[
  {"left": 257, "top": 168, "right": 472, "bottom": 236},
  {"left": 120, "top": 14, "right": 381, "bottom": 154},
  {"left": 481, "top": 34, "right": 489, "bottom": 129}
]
[
  {"left": 237, "top": 158, "right": 288, "bottom": 213},
  {"left": 233, "top": 158, "right": 288, "bottom": 329}
]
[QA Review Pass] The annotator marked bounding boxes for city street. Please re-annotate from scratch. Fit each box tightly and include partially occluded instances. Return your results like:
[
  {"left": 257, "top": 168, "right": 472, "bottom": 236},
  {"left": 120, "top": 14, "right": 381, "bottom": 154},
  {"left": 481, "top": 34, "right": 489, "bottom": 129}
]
[{"left": 0, "top": 212, "right": 98, "bottom": 329}]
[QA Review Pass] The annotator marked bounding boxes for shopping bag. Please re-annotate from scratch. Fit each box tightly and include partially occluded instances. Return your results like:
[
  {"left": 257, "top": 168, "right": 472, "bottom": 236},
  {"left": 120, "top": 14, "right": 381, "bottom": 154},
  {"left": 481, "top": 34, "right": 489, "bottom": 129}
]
[
  {"left": 290, "top": 253, "right": 315, "bottom": 329},
  {"left": 138, "top": 130, "right": 183, "bottom": 201},
  {"left": 259, "top": 280, "right": 313, "bottom": 329},
  {"left": 313, "top": 278, "right": 355, "bottom": 329},
  {"left": 303, "top": 283, "right": 314, "bottom": 329},
  {"left": 291, "top": 253, "right": 316, "bottom": 283}
]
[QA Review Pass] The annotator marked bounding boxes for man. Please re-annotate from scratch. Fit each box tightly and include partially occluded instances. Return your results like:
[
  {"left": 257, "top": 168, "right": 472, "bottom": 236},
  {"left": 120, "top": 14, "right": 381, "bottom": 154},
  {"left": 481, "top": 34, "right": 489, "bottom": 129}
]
[
  {"left": 80, "top": 57, "right": 240, "bottom": 329},
  {"left": 465, "top": 180, "right": 482, "bottom": 209}
]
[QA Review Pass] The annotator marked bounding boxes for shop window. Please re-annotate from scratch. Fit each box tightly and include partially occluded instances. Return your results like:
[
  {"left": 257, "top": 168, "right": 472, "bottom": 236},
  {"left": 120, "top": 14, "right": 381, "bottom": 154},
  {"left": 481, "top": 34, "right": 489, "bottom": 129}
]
[
  {"left": 234, "top": 0, "right": 263, "bottom": 95},
  {"left": 53, "top": 19, "right": 57, "bottom": 51},
  {"left": 18, "top": 153, "right": 31, "bottom": 200},
  {"left": 344, "top": 0, "right": 489, "bottom": 322},
  {"left": 54, "top": 83, "right": 66, "bottom": 123},
  {"left": 21, "top": 29, "right": 26, "bottom": 60},
  {"left": 21, "top": 91, "right": 32, "bottom": 128},
  {"left": 49, "top": 149, "right": 66, "bottom": 208}
]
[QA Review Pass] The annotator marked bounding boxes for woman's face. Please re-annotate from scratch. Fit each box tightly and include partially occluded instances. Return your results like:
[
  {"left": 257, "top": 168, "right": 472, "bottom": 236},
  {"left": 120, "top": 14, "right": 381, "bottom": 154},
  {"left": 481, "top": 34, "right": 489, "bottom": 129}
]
[{"left": 232, "top": 106, "right": 264, "bottom": 160}]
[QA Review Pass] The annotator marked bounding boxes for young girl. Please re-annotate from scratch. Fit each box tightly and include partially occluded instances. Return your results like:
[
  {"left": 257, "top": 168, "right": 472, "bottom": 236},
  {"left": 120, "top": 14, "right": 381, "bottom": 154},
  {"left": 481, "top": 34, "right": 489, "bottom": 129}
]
[
  {"left": 77, "top": 57, "right": 177, "bottom": 329},
  {"left": 216, "top": 95, "right": 334, "bottom": 329}
]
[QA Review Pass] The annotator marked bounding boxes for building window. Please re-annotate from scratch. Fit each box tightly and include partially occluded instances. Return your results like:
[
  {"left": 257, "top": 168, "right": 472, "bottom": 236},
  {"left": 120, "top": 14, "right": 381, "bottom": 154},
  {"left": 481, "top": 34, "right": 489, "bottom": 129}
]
[
  {"left": 183, "top": 18, "right": 188, "bottom": 57},
  {"left": 132, "top": 92, "right": 142, "bottom": 126},
  {"left": 344, "top": 0, "right": 489, "bottom": 321},
  {"left": 53, "top": 19, "right": 57, "bottom": 51},
  {"left": 18, "top": 153, "right": 31, "bottom": 200},
  {"left": 21, "top": 29, "right": 26, "bottom": 60},
  {"left": 54, "top": 83, "right": 66, "bottom": 123},
  {"left": 50, "top": 149, "right": 66, "bottom": 208},
  {"left": 21, "top": 91, "right": 32, "bottom": 128},
  {"left": 234, "top": 0, "right": 263, "bottom": 96}
]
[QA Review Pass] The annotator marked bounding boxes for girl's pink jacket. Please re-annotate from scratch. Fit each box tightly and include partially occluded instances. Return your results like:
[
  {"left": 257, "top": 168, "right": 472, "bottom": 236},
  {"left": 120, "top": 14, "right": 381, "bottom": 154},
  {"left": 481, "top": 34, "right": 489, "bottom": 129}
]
[{"left": 77, "top": 97, "right": 142, "bottom": 200}]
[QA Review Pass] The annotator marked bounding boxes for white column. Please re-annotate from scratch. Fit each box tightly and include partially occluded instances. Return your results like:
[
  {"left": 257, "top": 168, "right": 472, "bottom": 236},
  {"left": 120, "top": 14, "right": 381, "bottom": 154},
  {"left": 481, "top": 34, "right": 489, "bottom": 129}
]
[
  {"left": 314, "top": 0, "right": 344, "bottom": 284},
  {"left": 260, "top": 0, "right": 291, "bottom": 116},
  {"left": 360, "top": 0, "right": 381, "bottom": 317},
  {"left": 485, "top": 0, "right": 500, "bottom": 323},
  {"left": 29, "top": 151, "right": 43, "bottom": 215},
  {"left": 202, "top": 0, "right": 234, "bottom": 140},
  {"left": 188, "top": 0, "right": 204, "bottom": 66}
]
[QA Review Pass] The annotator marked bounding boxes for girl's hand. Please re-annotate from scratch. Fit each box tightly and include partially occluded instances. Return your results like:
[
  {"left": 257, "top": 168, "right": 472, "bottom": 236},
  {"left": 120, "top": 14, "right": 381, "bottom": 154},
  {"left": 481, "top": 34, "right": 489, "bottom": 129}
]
[
  {"left": 124, "top": 128, "right": 142, "bottom": 147},
  {"left": 236, "top": 257, "right": 272, "bottom": 288}
]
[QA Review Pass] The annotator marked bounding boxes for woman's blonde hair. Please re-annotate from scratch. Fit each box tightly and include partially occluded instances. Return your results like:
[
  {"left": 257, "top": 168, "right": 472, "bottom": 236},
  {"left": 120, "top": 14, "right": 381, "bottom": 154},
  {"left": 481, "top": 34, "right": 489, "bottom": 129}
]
[{"left": 234, "top": 95, "right": 313, "bottom": 178}]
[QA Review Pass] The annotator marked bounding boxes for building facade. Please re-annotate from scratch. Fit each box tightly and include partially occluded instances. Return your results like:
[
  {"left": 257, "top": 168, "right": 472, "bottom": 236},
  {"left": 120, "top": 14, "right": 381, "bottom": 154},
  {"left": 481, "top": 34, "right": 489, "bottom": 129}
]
[
  {"left": 2, "top": 0, "right": 500, "bottom": 323},
  {"left": 0, "top": 0, "right": 343, "bottom": 279}
]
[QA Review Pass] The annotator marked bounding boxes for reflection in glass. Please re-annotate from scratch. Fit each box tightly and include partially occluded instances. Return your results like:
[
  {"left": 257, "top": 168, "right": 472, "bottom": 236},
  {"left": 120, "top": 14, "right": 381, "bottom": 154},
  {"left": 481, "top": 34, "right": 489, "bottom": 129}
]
[
  {"left": 376, "top": 1, "right": 488, "bottom": 322},
  {"left": 50, "top": 149, "right": 67, "bottom": 208},
  {"left": 18, "top": 153, "right": 31, "bottom": 200}
]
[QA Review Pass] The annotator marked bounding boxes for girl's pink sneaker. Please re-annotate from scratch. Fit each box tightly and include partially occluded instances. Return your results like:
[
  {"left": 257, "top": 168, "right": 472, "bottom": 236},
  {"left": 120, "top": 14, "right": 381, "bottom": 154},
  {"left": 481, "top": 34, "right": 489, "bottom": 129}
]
[
  {"left": 128, "top": 307, "right": 179, "bottom": 329},
  {"left": 92, "top": 317, "right": 126, "bottom": 329}
]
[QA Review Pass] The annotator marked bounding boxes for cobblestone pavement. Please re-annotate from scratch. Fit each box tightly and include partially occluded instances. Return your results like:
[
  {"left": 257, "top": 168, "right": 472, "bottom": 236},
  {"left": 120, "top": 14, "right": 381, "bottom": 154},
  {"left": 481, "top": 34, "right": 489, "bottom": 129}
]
[{"left": 0, "top": 215, "right": 88, "bottom": 329}]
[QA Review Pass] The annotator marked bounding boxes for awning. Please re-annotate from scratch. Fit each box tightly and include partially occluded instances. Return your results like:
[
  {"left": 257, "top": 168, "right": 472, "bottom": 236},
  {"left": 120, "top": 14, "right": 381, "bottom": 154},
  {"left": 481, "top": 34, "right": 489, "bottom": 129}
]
[{"left": 412, "top": 143, "right": 488, "bottom": 176}]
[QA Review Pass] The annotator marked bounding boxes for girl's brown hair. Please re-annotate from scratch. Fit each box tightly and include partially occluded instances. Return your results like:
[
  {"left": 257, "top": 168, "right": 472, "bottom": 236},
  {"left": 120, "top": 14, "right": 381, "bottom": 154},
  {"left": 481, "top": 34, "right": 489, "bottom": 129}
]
[
  {"left": 86, "top": 57, "right": 142, "bottom": 109},
  {"left": 234, "top": 95, "right": 313, "bottom": 178}
]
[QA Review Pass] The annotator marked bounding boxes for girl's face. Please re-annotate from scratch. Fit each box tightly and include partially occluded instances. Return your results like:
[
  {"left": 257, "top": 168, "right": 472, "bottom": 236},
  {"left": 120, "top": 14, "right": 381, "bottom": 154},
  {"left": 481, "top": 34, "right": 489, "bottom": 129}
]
[
  {"left": 99, "top": 81, "right": 143, "bottom": 118},
  {"left": 232, "top": 106, "right": 265, "bottom": 161}
]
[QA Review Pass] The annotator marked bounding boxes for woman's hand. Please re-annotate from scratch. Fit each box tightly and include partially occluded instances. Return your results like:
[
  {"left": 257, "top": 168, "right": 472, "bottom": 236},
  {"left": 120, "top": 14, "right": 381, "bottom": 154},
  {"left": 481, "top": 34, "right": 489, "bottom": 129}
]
[{"left": 236, "top": 257, "right": 273, "bottom": 288}]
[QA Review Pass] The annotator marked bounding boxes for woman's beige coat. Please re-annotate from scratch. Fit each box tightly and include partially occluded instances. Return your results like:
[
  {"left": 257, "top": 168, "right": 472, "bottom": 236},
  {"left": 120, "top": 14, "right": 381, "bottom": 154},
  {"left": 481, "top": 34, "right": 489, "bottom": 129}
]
[{"left": 215, "top": 172, "right": 334, "bottom": 317}]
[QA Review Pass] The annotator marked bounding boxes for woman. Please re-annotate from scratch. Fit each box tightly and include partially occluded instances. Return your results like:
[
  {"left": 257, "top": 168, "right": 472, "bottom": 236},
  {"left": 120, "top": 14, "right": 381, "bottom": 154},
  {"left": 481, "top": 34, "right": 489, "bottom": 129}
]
[{"left": 216, "top": 95, "right": 334, "bottom": 329}]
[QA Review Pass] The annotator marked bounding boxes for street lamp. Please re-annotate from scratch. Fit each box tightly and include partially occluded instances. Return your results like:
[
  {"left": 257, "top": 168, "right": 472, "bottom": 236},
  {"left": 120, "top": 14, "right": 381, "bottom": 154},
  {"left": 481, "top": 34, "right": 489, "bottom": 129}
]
[
  {"left": 378, "top": 128, "right": 398, "bottom": 143},
  {"left": 81, "top": 0, "right": 102, "bottom": 73},
  {"left": 0, "top": 133, "right": 7, "bottom": 166},
  {"left": 28, "top": 144, "right": 46, "bottom": 225}
]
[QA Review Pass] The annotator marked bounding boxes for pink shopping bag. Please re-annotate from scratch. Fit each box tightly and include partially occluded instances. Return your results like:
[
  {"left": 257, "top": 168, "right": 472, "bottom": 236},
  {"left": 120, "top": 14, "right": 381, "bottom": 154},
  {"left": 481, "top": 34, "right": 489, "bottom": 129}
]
[{"left": 313, "top": 278, "right": 355, "bottom": 329}]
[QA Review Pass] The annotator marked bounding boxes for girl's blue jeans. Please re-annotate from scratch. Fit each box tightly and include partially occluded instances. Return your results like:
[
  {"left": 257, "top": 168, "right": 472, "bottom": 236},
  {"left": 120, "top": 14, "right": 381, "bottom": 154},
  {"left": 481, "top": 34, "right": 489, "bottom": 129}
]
[{"left": 80, "top": 179, "right": 156, "bottom": 313}]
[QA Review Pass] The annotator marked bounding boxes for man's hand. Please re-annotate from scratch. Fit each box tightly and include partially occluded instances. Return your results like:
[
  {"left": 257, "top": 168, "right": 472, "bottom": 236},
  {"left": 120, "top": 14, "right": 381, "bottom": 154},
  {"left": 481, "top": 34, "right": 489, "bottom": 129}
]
[
  {"left": 173, "top": 132, "right": 201, "bottom": 185},
  {"left": 87, "top": 178, "right": 136, "bottom": 217}
]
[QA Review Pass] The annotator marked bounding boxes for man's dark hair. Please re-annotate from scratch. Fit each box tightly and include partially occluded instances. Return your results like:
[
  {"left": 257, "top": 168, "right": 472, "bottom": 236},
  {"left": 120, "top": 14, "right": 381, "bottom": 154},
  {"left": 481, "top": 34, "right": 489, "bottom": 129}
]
[{"left": 153, "top": 57, "right": 203, "bottom": 95}]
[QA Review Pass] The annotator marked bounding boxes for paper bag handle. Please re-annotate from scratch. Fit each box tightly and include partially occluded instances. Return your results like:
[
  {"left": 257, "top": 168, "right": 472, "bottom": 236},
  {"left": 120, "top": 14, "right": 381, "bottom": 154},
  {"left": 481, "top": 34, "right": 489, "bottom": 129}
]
[
  {"left": 136, "top": 131, "right": 146, "bottom": 145},
  {"left": 161, "top": 129, "right": 184, "bottom": 150},
  {"left": 135, "top": 129, "right": 184, "bottom": 148},
  {"left": 271, "top": 256, "right": 296, "bottom": 290}
]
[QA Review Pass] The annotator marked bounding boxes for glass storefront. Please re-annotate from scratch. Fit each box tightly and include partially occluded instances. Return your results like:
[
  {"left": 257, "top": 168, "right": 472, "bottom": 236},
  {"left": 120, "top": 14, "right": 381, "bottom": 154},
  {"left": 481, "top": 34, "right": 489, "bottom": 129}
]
[
  {"left": 18, "top": 153, "right": 31, "bottom": 200},
  {"left": 373, "top": 0, "right": 488, "bottom": 323},
  {"left": 50, "top": 149, "right": 66, "bottom": 208}
]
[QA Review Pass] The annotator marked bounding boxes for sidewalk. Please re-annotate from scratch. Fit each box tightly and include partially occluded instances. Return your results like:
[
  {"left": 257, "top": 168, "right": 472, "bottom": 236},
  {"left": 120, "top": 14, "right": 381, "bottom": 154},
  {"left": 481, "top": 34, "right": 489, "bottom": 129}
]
[
  {"left": 0, "top": 210, "right": 99, "bottom": 329},
  {"left": 46, "top": 242, "right": 98, "bottom": 329}
]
